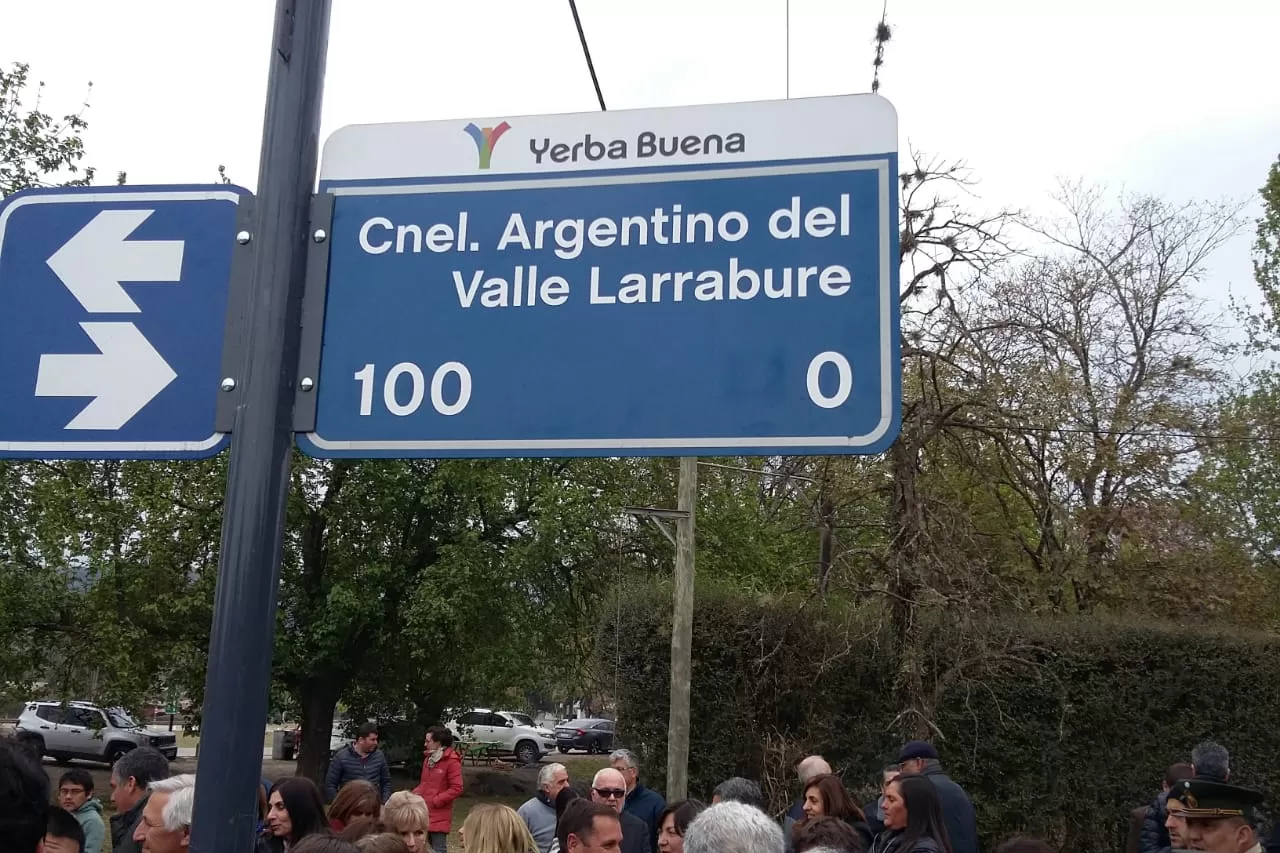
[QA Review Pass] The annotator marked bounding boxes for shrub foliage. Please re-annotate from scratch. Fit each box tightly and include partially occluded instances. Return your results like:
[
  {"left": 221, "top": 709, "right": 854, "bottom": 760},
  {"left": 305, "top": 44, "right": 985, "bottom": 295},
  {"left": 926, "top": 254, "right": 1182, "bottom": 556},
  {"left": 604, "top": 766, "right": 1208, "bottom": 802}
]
[{"left": 602, "top": 583, "right": 1280, "bottom": 853}]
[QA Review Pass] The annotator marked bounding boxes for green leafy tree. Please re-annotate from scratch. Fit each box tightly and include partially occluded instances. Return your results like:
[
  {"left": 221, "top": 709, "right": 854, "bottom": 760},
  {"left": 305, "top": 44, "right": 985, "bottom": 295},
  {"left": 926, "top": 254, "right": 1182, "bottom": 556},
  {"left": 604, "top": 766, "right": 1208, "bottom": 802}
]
[
  {"left": 277, "top": 455, "right": 633, "bottom": 782},
  {"left": 957, "top": 185, "right": 1244, "bottom": 612},
  {"left": 1246, "top": 155, "right": 1280, "bottom": 346},
  {"left": 1, "top": 460, "right": 225, "bottom": 705},
  {"left": 0, "top": 62, "right": 95, "bottom": 196},
  {"left": 0, "top": 63, "right": 102, "bottom": 702}
]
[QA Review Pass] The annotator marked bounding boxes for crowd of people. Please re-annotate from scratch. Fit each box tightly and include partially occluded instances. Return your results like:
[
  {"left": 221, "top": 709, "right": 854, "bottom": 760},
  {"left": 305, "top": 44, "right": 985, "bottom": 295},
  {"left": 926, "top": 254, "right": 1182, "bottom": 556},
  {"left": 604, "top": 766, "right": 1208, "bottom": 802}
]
[
  {"left": 504, "top": 739, "right": 1279, "bottom": 853},
  {"left": 3, "top": 724, "right": 1278, "bottom": 853}
]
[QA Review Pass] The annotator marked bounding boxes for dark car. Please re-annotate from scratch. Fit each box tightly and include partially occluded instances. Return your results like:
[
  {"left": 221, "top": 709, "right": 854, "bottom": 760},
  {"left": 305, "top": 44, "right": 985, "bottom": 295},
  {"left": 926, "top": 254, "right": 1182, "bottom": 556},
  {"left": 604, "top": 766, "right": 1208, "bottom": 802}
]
[{"left": 555, "top": 718, "right": 615, "bottom": 754}]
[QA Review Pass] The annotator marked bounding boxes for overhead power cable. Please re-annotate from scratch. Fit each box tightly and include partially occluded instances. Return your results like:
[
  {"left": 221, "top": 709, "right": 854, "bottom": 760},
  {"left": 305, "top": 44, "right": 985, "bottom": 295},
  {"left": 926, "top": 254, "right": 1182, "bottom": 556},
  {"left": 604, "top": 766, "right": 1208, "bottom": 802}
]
[
  {"left": 949, "top": 418, "right": 1280, "bottom": 444},
  {"left": 568, "top": 0, "right": 607, "bottom": 111}
]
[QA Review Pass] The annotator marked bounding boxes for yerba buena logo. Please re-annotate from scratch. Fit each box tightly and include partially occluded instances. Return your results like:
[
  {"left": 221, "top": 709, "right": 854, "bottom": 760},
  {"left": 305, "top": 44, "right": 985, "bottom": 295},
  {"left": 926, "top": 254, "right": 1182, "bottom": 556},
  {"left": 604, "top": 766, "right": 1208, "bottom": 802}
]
[
  {"left": 529, "top": 130, "right": 745, "bottom": 166},
  {"left": 463, "top": 121, "right": 512, "bottom": 169}
]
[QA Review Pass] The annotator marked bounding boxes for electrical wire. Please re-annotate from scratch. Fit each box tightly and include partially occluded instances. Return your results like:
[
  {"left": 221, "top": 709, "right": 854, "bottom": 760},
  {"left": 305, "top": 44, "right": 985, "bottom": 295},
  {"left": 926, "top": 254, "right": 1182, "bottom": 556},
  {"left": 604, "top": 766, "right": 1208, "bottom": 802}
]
[
  {"left": 568, "top": 0, "right": 607, "bottom": 111},
  {"left": 947, "top": 418, "right": 1280, "bottom": 444},
  {"left": 555, "top": 3, "right": 1274, "bottom": 448}
]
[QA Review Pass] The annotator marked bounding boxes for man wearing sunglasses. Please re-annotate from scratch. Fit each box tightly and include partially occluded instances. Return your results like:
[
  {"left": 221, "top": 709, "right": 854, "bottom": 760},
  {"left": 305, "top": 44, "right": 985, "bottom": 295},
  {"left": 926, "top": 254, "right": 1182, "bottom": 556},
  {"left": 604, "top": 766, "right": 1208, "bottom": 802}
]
[{"left": 592, "top": 768, "right": 650, "bottom": 853}]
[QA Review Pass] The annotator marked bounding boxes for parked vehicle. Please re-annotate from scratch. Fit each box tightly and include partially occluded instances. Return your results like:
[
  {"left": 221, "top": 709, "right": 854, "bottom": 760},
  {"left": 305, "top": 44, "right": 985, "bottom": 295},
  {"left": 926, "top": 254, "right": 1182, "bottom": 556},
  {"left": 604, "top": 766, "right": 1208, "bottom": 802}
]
[
  {"left": 555, "top": 718, "right": 615, "bottom": 754},
  {"left": 447, "top": 709, "right": 557, "bottom": 765},
  {"left": 15, "top": 700, "right": 178, "bottom": 766}
]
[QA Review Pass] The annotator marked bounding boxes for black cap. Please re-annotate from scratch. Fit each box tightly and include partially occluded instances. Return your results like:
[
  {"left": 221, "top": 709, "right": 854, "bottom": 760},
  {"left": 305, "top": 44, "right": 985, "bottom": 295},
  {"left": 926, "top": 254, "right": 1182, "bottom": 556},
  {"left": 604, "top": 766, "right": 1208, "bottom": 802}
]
[
  {"left": 1167, "top": 778, "right": 1265, "bottom": 820},
  {"left": 898, "top": 741, "right": 939, "bottom": 762}
]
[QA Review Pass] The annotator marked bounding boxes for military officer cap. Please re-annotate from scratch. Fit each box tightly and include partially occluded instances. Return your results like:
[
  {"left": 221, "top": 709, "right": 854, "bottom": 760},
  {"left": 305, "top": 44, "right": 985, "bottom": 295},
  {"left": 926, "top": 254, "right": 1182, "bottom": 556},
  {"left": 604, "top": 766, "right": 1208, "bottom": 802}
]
[{"left": 1167, "top": 778, "right": 1265, "bottom": 821}]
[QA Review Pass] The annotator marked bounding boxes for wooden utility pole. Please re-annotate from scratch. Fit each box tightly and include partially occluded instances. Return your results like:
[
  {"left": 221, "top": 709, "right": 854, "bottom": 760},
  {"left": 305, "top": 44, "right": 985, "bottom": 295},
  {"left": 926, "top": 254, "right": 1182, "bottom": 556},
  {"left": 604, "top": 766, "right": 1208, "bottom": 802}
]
[
  {"left": 668, "top": 456, "right": 697, "bottom": 800},
  {"left": 621, "top": 455, "right": 697, "bottom": 801}
]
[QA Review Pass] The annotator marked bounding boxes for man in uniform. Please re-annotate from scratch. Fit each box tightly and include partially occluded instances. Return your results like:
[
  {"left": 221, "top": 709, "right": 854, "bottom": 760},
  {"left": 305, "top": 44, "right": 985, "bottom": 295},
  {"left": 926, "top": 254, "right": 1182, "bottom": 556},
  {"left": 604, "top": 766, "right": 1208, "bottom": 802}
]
[{"left": 1166, "top": 777, "right": 1267, "bottom": 853}]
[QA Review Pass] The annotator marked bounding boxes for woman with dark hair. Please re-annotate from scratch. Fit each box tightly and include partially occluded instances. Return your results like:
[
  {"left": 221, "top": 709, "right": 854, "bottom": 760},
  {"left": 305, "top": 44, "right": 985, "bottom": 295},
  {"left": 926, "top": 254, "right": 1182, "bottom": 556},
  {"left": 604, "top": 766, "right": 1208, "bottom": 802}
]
[
  {"left": 802, "top": 774, "right": 871, "bottom": 850},
  {"left": 413, "top": 725, "right": 464, "bottom": 853},
  {"left": 330, "top": 780, "right": 381, "bottom": 832},
  {"left": 870, "top": 774, "right": 954, "bottom": 853},
  {"left": 656, "top": 799, "right": 708, "bottom": 853},
  {"left": 259, "top": 776, "right": 332, "bottom": 851},
  {"left": 338, "top": 816, "right": 388, "bottom": 842},
  {"left": 793, "top": 815, "right": 865, "bottom": 853},
  {"left": 546, "top": 787, "right": 582, "bottom": 853}
]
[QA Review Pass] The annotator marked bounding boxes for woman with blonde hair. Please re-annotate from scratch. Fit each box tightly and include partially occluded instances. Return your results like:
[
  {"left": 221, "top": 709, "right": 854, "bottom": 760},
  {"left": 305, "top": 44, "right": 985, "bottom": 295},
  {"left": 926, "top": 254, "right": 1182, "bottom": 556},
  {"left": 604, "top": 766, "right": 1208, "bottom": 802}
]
[
  {"left": 383, "top": 791, "right": 431, "bottom": 853},
  {"left": 460, "top": 804, "right": 538, "bottom": 853}
]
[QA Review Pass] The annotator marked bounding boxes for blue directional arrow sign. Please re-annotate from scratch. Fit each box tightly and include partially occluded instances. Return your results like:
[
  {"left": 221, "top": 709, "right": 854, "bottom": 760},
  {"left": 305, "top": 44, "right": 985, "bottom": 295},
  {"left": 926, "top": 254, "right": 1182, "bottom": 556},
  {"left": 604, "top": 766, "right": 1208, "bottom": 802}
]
[
  {"left": 0, "top": 185, "right": 249, "bottom": 458},
  {"left": 299, "top": 94, "right": 900, "bottom": 458}
]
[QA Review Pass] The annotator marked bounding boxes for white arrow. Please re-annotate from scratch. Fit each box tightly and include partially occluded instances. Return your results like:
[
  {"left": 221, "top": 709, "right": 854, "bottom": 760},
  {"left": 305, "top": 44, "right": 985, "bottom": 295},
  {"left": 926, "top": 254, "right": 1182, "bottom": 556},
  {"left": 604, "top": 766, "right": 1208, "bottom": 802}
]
[
  {"left": 46, "top": 209, "right": 185, "bottom": 313},
  {"left": 35, "top": 322, "right": 177, "bottom": 430}
]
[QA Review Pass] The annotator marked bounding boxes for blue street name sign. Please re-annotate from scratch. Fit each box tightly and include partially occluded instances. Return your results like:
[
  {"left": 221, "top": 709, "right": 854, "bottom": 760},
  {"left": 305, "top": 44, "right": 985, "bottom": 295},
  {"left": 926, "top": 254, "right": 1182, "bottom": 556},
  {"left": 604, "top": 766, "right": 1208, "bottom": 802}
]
[
  {"left": 0, "top": 185, "right": 247, "bottom": 458},
  {"left": 300, "top": 94, "right": 900, "bottom": 458}
]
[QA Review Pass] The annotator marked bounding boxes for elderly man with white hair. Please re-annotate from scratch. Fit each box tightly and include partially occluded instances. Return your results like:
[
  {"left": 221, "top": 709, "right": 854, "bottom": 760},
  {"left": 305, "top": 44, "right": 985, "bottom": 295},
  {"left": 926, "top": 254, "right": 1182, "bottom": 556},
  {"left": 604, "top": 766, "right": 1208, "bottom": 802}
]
[
  {"left": 592, "top": 767, "right": 650, "bottom": 853},
  {"left": 685, "top": 801, "right": 784, "bottom": 853},
  {"left": 518, "top": 762, "right": 571, "bottom": 853},
  {"left": 611, "top": 749, "right": 666, "bottom": 853},
  {"left": 131, "top": 774, "right": 195, "bottom": 853}
]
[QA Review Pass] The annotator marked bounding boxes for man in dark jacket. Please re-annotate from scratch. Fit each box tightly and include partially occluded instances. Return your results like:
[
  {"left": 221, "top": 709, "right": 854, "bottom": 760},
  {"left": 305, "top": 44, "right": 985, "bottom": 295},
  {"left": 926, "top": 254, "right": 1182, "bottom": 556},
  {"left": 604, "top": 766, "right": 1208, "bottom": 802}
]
[
  {"left": 898, "top": 742, "right": 977, "bottom": 853},
  {"left": 612, "top": 749, "right": 665, "bottom": 853},
  {"left": 866, "top": 764, "right": 902, "bottom": 838},
  {"left": 593, "top": 767, "right": 650, "bottom": 853},
  {"left": 1126, "top": 803, "right": 1149, "bottom": 853},
  {"left": 1265, "top": 818, "right": 1280, "bottom": 853},
  {"left": 108, "top": 747, "right": 171, "bottom": 853},
  {"left": 325, "top": 722, "right": 392, "bottom": 802},
  {"left": 1142, "top": 743, "right": 1228, "bottom": 853},
  {"left": 1138, "top": 762, "right": 1195, "bottom": 853}
]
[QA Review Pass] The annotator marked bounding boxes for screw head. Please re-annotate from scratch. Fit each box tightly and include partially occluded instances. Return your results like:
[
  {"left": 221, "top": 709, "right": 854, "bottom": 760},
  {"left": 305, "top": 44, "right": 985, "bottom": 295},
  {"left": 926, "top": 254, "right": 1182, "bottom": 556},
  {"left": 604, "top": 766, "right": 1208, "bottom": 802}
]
[
  {"left": 235, "top": 230, "right": 252, "bottom": 245},
  {"left": 299, "top": 377, "right": 315, "bottom": 391},
  {"left": 220, "top": 377, "right": 236, "bottom": 392},
  {"left": 312, "top": 229, "right": 327, "bottom": 243}
]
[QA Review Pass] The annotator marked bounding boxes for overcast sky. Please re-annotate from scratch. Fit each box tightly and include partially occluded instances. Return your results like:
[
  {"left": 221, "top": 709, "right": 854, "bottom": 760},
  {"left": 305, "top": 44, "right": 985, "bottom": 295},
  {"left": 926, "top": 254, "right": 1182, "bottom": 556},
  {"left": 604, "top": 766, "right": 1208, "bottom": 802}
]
[{"left": 4, "top": 0, "right": 1277, "bottom": 325}]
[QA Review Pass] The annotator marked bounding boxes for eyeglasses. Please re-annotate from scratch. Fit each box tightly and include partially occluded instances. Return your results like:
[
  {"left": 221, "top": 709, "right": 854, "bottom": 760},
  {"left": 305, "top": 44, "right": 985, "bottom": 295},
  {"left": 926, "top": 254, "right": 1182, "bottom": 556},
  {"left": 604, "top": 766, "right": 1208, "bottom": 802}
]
[{"left": 594, "top": 788, "right": 626, "bottom": 799}]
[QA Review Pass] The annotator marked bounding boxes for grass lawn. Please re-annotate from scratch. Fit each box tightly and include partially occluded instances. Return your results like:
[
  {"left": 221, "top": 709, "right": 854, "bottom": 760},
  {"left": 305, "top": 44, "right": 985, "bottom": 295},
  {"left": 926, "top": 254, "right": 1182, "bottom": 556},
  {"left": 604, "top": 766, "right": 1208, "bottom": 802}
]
[{"left": 172, "top": 728, "right": 280, "bottom": 750}]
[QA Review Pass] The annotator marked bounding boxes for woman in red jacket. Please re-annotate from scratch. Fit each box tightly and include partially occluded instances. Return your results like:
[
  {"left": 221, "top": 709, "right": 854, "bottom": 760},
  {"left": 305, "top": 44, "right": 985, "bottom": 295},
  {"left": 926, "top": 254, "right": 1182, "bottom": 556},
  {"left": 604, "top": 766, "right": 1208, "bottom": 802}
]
[{"left": 413, "top": 724, "right": 464, "bottom": 853}]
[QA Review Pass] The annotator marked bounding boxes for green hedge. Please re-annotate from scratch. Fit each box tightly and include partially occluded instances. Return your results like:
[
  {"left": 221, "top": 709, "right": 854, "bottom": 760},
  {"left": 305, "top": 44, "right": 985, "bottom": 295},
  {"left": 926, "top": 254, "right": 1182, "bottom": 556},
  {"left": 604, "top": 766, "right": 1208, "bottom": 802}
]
[{"left": 601, "top": 584, "right": 1280, "bottom": 853}]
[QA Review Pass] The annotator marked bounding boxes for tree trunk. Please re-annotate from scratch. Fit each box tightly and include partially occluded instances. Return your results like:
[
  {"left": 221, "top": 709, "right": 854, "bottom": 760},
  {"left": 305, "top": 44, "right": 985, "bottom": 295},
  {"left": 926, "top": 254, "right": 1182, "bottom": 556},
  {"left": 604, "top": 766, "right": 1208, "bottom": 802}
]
[
  {"left": 816, "top": 497, "right": 835, "bottom": 594},
  {"left": 296, "top": 682, "right": 341, "bottom": 787},
  {"left": 887, "top": 436, "right": 929, "bottom": 740}
]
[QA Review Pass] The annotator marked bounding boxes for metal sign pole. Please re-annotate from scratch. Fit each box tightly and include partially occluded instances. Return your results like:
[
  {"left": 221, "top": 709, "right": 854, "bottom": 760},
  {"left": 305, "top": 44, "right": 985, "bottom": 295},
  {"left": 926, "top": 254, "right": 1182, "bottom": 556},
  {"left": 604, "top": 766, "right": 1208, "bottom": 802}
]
[{"left": 188, "top": 0, "right": 331, "bottom": 849}]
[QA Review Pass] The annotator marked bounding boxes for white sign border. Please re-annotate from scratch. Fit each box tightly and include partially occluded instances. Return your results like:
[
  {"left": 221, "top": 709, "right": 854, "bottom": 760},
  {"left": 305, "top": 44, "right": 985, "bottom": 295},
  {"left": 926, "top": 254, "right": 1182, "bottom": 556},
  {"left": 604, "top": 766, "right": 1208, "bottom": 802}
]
[
  {"left": 303, "top": 157, "right": 896, "bottom": 454},
  {"left": 0, "top": 188, "right": 240, "bottom": 455}
]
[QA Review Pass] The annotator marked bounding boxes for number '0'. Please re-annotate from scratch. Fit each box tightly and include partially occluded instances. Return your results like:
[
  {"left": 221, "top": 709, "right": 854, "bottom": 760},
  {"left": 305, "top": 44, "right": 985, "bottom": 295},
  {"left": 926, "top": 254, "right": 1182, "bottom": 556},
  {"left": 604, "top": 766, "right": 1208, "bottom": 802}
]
[
  {"left": 806, "top": 352, "right": 852, "bottom": 408},
  {"left": 354, "top": 362, "right": 472, "bottom": 417}
]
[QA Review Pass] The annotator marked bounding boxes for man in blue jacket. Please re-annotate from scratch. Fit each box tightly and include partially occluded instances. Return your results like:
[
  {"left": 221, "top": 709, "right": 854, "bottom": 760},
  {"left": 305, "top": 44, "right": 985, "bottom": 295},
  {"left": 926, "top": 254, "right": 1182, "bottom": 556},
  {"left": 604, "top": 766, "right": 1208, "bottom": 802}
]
[
  {"left": 325, "top": 722, "right": 392, "bottom": 803},
  {"left": 612, "top": 749, "right": 666, "bottom": 853},
  {"left": 898, "top": 741, "right": 978, "bottom": 853},
  {"left": 1142, "top": 742, "right": 1231, "bottom": 853}
]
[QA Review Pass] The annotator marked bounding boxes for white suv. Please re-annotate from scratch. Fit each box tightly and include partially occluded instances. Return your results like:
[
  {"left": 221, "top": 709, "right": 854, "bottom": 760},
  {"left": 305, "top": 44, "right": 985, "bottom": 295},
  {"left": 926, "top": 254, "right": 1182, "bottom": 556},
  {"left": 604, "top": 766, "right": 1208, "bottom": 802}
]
[
  {"left": 15, "top": 700, "right": 178, "bottom": 766},
  {"left": 448, "top": 709, "right": 557, "bottom": 765}
]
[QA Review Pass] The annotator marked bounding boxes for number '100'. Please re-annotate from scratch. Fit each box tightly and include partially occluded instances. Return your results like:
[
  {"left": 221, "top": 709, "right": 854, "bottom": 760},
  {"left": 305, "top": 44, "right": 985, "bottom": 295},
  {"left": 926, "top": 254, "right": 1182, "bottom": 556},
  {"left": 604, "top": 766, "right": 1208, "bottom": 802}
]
[{"left": 353, "top": 362, "right": 472, "bottom": 417}]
